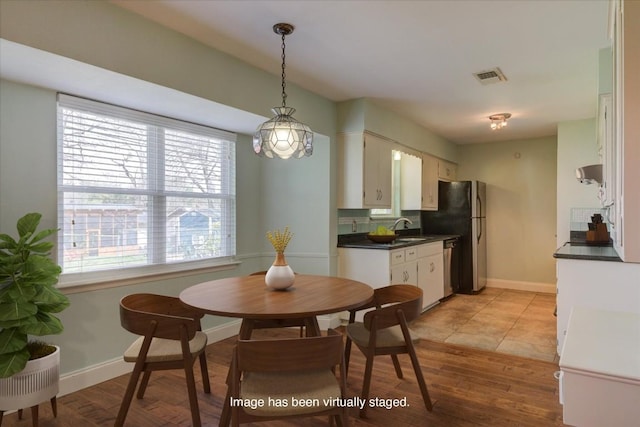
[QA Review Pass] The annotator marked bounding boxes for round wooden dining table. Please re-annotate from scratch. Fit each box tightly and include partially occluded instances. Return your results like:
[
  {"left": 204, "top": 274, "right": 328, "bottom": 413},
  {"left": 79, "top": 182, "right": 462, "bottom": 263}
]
[{"left": 179, "top": 273, "right": 374, "bottom": 339}]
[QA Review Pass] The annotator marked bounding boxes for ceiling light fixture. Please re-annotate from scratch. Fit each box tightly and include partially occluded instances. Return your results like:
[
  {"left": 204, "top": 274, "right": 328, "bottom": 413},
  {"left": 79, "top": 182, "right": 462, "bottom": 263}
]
[
  {"left": 489, "top": 113, "right": 511, "bottom": 130},
  {"left": 253, "top": 23, "right": 313, "bottom": 159}
]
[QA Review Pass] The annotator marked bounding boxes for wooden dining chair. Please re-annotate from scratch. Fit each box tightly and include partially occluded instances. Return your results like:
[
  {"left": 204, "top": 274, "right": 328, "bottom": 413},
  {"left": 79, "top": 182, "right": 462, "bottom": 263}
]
[
  {"left": 247, "top": 271, "right": 306, "bottom": 337},
  {"left": 115, "top": 294, "right": 211, "bottom": 427},
  {"left": 227, "top": 329, "right": 349, "bottom": 426},
  {"left": 344, "top": 284, "right": 433, "bottom": 418}
]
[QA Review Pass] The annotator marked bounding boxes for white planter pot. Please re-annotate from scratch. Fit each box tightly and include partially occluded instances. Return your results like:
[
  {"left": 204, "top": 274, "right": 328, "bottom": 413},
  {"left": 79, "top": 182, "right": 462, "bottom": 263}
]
[{"left": 0, "top": 345, "right": 60, "bottom": 410}]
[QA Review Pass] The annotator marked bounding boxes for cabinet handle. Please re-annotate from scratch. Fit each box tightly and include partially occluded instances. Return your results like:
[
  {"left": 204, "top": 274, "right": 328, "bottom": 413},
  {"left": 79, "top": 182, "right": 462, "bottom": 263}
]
[{"left": 430, "top": 262, "right": 435, "bottom": 273}]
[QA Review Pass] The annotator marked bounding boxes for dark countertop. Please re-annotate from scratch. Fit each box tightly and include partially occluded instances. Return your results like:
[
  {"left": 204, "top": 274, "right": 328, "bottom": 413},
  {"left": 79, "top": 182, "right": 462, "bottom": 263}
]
[
  {"left": 553, "top": 242, "right": 622, "bottom": 262},
  {"left": 338, "top": 233, "right": 459, "bottom": 250}
]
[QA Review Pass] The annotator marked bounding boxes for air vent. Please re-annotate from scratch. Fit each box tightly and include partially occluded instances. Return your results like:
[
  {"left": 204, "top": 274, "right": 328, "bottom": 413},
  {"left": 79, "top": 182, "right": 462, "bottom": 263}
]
[{"left": 473, "top": 67, "right": 507, "bottom": 85}]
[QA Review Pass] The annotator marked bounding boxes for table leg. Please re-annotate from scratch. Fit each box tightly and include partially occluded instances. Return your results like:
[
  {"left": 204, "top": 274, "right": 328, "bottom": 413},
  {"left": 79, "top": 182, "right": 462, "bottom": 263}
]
[
  {"left": 238, "top": 319, "right": 255, "bottom": 340},
  {"left": 304, "top": 317, "right": 321, "bottom": 337}
]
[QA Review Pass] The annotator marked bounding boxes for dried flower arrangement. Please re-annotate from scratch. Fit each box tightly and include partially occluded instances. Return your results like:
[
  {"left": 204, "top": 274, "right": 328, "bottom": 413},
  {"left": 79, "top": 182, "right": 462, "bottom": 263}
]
[{"left": 266, "top": 226, "right": 293, "bottom": 254}]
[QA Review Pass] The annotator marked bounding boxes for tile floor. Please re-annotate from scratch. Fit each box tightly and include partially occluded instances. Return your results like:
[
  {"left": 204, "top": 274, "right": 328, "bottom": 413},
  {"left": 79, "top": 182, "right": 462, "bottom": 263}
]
[{"left": 411, "top": 287, "right": 559, "bottom": 362}]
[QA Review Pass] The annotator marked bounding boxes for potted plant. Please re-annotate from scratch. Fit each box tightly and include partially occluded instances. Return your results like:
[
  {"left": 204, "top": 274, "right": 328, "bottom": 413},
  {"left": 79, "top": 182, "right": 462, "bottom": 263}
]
[{"left": 0, "top": 212, "right": 70, "bottom": 419}]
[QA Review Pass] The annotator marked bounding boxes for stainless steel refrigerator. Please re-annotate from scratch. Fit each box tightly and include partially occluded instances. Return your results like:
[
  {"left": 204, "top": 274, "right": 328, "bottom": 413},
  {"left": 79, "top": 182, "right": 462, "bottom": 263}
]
[{"left": 421, "top": 180, "right": 487, "bottom": 294}]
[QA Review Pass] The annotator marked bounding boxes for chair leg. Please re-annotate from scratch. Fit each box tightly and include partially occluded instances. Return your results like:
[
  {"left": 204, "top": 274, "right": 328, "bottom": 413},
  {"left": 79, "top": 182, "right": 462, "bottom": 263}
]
[
  {"left": 184, "top": 359, "right": 202, "bottom": 427},
  {"left": 30, "top": 405, "right": 38, "bottom": 427},
  {"left": 198, "top": 351, "right": 211, "bottom": 393},
  {"left": 115, "top": 364, "right": 144, "bottom": 427},
  {"left": 407, "top": 344, "right": 433, "bottom": 411},
  {"left": 359, "top": 355, "right": 375, "bottom": 418},
  {"left": 136, "top": 370, "right": 152, "bottom": 399},
  {"left": 344, "top": 337, "right": 352, "bottom": 378},
  {"left": 50, "top": 396, "right": 57, "bottom": 417},
  {"left": 390, "top": 354, "right": 403, "bottom": 379}
]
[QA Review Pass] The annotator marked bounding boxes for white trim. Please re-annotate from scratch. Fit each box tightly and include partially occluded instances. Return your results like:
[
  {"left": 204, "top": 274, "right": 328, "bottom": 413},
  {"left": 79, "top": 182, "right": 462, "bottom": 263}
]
[
  {"left": 317, "top": 313, "right": 343, "bottom": 330},
  {"left": 486, "top": 278, "right": 556, "bottom": 294},
  {"left": 56, "top": 312, "right": 344, "bottom": 398},
  {"left": 58, "top": 320, "right": 241, "bottom": 397}
]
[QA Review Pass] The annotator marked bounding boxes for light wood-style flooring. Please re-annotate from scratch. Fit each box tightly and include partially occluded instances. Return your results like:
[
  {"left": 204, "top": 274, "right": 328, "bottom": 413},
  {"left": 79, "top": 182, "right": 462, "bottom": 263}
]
[{"left": 2, "top": 324, "right": 565, "bottom": 426}]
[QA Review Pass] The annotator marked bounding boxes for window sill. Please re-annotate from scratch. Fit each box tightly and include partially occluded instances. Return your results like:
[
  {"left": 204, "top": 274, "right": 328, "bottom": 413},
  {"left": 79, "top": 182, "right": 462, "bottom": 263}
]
[{"left": 58, "top": 258, "right": 241, "bottom": 294}]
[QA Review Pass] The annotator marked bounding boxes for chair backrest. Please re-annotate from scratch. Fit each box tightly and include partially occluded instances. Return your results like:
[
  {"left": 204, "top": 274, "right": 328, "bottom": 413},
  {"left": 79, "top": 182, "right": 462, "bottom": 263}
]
[
  {"left": 362, "top": 284, "right": 423, "bottom": 331},
  {"left": 236, "top": 329, "right": 344, "bottom": 373},
  {"left": 119, "top": 293, "right": 202, "bottom": 341}
]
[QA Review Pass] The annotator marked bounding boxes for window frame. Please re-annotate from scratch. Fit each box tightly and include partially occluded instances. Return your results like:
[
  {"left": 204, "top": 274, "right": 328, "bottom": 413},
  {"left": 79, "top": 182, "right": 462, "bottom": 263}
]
[{"left": 56, "top": 94, "right": 238, "bottom": 290}]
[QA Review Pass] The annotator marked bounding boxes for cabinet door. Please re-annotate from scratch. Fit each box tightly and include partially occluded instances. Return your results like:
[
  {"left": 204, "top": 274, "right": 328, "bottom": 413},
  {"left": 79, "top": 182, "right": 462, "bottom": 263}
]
[
  {"left": 418, "top": 253, "right": 444, "bottom": 309},
  {"left": 421, "top": 154, "right": 439, "bottom": 210},
  {"left": 438, "top": 160, "right": 457, "bottom": 181},
  {"left": 400, "top": 152, "right": 422, "bottom": 210},
  {"left": 363, "top": 134, "right": 392, "bottom": 207},
  {"left": 391, "top": 261, "right": 417, "bottom": 285}
]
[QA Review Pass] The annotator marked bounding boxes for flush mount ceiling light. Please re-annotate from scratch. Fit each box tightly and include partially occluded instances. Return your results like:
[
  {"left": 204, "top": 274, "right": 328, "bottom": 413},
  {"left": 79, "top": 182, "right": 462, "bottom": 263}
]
[
  {"left": 489, "top": 113, "right": 511, "bottom": 130},
  {"left": 253, "top": 23, "right": 313, "bottom": 160}
]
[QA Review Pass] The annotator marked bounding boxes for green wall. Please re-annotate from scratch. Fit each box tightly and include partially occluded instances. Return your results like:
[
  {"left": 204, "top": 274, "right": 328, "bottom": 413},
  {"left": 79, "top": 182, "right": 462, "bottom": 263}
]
[
  {"left": 458, "top": 136, "right": 558, "bottom": 285},
  {"left": 0, "top": 0, "right": 338, "bottom": 376}
]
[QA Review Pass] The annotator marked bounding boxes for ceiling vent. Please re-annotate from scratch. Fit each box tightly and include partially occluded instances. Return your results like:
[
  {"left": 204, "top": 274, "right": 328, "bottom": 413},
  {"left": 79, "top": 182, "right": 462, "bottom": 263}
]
[{"left": 473, "top": 67, "right": 507, "bottom": 85}]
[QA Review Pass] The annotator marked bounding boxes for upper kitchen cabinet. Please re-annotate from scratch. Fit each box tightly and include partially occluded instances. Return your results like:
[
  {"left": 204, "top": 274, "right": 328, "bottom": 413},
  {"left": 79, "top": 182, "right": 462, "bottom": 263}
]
[
  {"left": 421, "top": 154, "right": 439, "bottom": 210},
  {"left": 438, "top": 159, "right": 458, "bottom": 181},
  {"left": 338, "top": 132, "right": 393, "bottom": 209},
  {"left": 610, "top": 0, "right": 640, "bottom": 262}
]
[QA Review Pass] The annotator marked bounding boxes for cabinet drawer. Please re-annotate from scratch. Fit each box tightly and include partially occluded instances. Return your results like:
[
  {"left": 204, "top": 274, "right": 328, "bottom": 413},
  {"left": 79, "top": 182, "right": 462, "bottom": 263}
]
[
  {"left": 405, "top": 247, "right": 418, "bottom": 261},
  {"left": 390, "top": 250, "right": 405, "bottom": 265},
  {"left": 417, "top": 242, "right": 442, "bottom": 258}
]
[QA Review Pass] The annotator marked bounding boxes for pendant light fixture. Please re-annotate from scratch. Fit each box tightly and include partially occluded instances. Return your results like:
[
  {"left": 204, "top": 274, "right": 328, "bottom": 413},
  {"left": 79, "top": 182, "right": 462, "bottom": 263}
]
[{"left": 253, "top": 23, "right": 313, "bottom": 159}]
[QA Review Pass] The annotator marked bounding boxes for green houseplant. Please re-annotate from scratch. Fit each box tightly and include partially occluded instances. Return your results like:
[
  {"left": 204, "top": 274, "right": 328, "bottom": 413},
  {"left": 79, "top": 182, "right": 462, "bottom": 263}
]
[{"left": 0, "top": 212, "right": 70, "bottom": 378}]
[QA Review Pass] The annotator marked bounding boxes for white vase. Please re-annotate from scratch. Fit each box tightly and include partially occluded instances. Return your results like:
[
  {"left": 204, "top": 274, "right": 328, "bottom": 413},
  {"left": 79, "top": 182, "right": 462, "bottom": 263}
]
[
  {"left": 0, "top": 345, "right": 60, "bottom": 411},
  {"left": 265, "top": 253, "right": 295, "bottom": 290}
]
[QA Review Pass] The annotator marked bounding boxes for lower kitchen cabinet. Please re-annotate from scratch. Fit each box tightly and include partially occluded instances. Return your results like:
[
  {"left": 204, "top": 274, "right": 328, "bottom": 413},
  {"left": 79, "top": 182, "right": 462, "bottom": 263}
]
[
  {"left": 559, "top": 307, "right": 640, "bottom": 427},
  {"left": 417, "top": 243, "right": 444, "bottom": 310},
  {"left": 338, "top": 241, "right": 444, "bottom": 314},
  {"left": 390, "top": 246, "right": 418, "bottom": 285}
]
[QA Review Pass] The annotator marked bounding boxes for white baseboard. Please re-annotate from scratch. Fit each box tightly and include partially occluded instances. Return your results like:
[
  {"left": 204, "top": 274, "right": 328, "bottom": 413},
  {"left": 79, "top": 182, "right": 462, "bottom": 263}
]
[
  {"left": 57, "top": 316, "right": 348, "bottom": 398},
  {"left": 486, "top": 278, "right": 556, "bottom": 294},
  {"left": 59, "top": 320, "right": 242, "bottom": 397}
]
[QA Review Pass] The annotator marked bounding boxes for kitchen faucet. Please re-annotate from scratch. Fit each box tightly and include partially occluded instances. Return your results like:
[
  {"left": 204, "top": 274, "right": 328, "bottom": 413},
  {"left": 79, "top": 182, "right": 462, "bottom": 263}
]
[{"left": 391, "top": 217, "right": 413, "bottom": 231}]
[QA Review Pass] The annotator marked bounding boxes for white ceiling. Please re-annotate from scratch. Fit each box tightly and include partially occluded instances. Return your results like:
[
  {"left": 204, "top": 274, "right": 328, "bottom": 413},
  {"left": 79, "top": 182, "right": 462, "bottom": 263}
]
[{"left": 111, "top": 0, "right": 611, "bottom": 145}]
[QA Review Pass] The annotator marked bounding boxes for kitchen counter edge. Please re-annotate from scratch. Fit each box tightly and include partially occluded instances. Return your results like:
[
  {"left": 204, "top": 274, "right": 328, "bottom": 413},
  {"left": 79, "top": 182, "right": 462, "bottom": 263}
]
[
  {"left": 337, "top": 234, "right": 459, "bottom": 250},
  {"left": 553, "top": 242, "right": 622, "bottom": 262}
]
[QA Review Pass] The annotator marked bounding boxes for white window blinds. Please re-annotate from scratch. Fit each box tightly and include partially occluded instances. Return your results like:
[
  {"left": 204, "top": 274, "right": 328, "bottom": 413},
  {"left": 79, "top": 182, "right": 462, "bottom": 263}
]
[{"left": 57, "top": 94, "right": 236, "bottom": 275}]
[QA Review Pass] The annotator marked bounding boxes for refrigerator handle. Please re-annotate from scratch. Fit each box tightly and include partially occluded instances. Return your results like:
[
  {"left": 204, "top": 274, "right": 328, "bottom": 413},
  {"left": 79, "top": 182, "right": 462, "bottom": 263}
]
[
  {"left": 477, "top": 217, "right": 483, "bottom": 244},
  {"left": 476, "top": 192, "right": 482, "bottom": 218}
]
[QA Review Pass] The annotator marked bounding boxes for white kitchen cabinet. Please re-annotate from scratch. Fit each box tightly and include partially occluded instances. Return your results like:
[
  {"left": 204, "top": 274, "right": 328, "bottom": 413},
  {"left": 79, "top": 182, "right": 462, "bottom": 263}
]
[
  {"left": 437, "top": 159, "right": 457, "bottom": 181},
  {"left": 338, "top": 241, "right": 444, "bottom": 315},
  {"left": 390, "top": 245, "right": 418, "bottom": 285},
  {"left": 337, "top": 132, "right": 392, "bottom": 209},
  {"left": 421, "top": 154, "right": 439, "bottom": 210},
  {"left": 610, "top": 0, "right": 640, "bottom": 261},
  {"left": 400, "top": 151, "right": 422, "bottom": 210},
  {"left": 417, "top": 242, "right": 444, "bottom": 310},
  {"left": 555, "top": 257, "right": 640, "bottom": 355},
  {"left": 559, "top": 307, "right": 640, "bottom": 427}
]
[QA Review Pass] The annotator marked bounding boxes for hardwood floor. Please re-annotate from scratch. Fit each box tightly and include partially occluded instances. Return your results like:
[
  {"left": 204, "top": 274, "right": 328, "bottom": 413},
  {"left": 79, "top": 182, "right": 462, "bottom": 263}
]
[{"left": 2, "top": 328, "right": 565, "bottom": 427}]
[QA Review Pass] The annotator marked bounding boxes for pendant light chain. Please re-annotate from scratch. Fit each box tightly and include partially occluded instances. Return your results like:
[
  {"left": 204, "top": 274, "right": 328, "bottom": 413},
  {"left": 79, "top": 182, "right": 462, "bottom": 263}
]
[{"left": 280, "top": 31, "right": 287, "bottom": 108}]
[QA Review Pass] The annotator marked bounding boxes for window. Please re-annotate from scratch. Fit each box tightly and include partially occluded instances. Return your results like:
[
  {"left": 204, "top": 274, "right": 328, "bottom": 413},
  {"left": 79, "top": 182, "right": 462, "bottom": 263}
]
[{"left": 57, "top": 94, "right": 236, "bottom": 276}]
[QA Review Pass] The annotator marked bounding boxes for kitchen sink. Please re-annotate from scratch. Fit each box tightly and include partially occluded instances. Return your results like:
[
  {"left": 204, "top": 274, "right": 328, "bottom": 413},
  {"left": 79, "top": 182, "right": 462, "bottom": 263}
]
[{"left": 396, "top": 237, "right": 430, "bottom": 242}]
